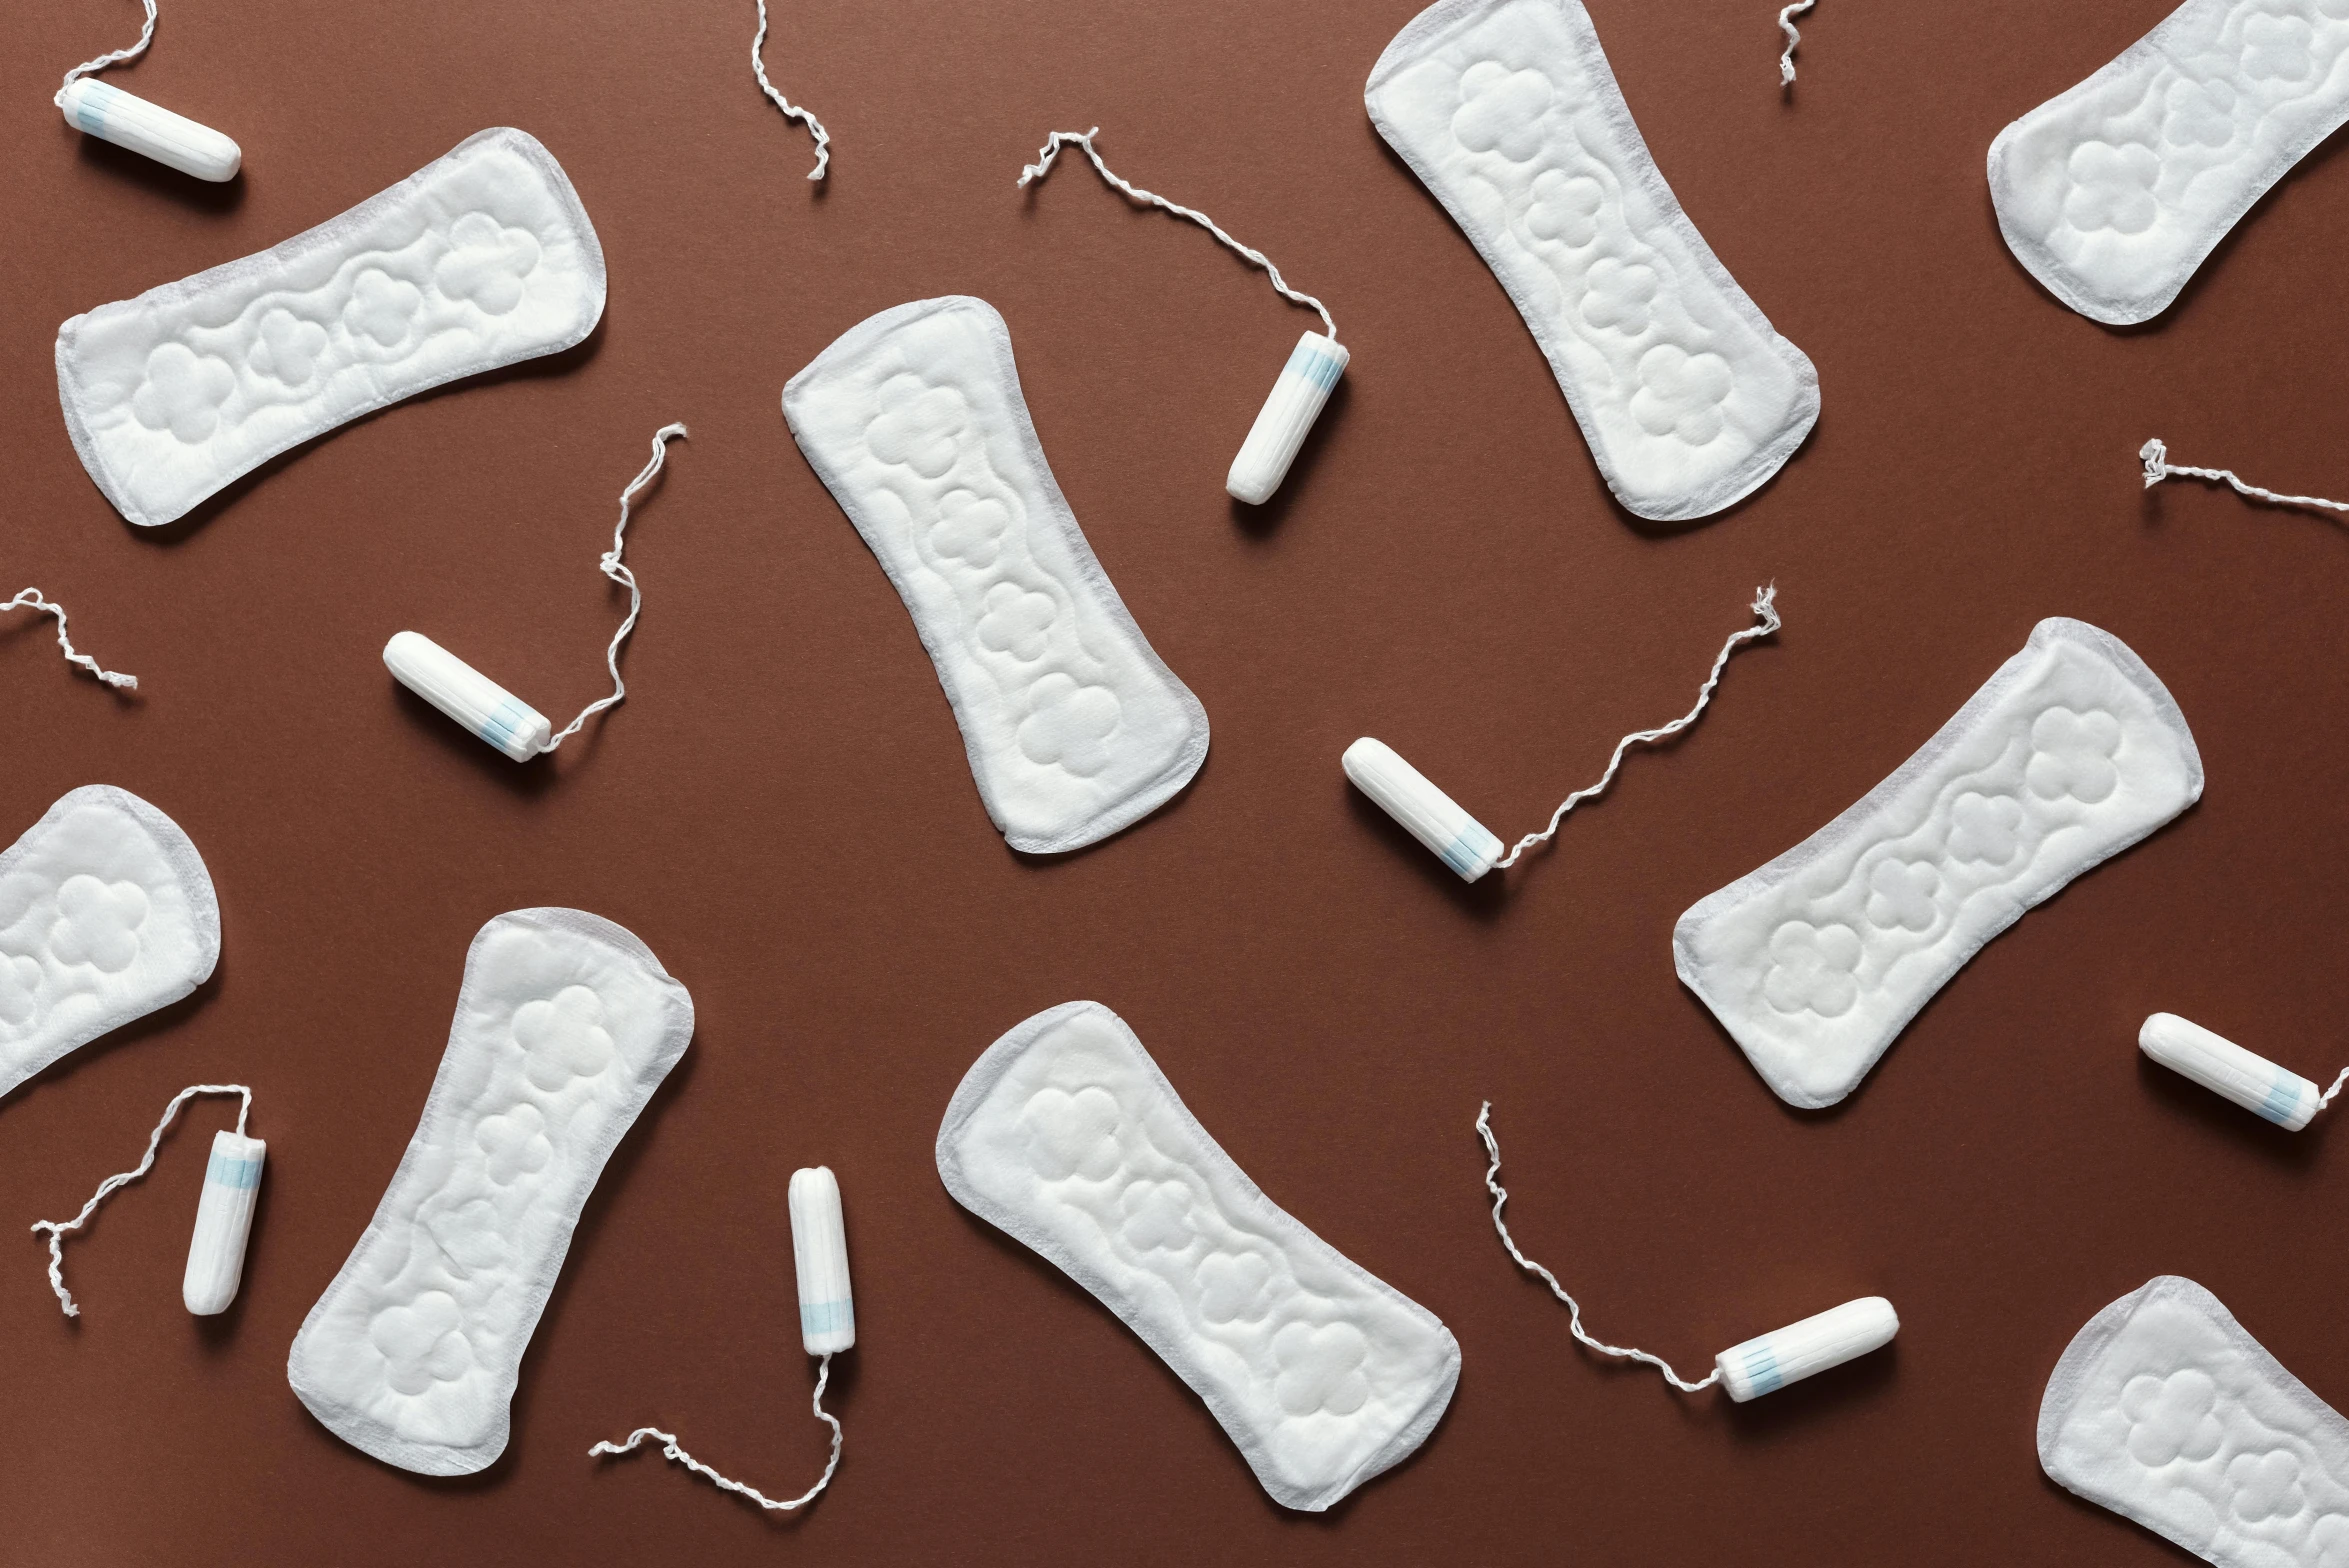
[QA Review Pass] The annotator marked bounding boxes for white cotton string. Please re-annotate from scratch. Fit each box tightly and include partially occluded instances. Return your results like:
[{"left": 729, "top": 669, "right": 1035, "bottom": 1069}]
[
  {"left": 1494, "top": 584, "right": 1780, "bottom": 870},
  {"left": 1778, "top": 0, "right": 1815, "bottom": 85},
  {"left": 2140, "top": 438, "right": 2349, "bottom": 517},
  {"left": 2320, "top": 1067, "right": 2348, "bottom": 1109},
  {"left": 592, "top": 1353, "right": 844, "bottom": 1512},
  {"left": 30, "top": 1083, "right": 251, "bottom": 1318},
  {"left": 1478, "top": 1103, "right": 1719, "bottom": 1392},
  {"left": 540, "top": 423, "right": 687, "bottom": 753},
  {"left": 1018, "top": 127, "right": 1338, "bottom": 342},
  {"left": 752, "top": 0, "right": 830, "bottom": 182},
  {"left": 5, "top": 589, "right": 137, "bottom": 690},
  {"left": 57, "top": 0, "right": 158, "bottom": 107}
]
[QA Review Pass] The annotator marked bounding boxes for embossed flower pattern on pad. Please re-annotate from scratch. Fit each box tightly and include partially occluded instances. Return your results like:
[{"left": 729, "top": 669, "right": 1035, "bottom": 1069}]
[
  {"left": 1947, "top": 792, "right": 2025, "bottom": 866},
  {"left": 1524, "top": 170, "right": 1605, "bottom": 248},
  {"left": 1120, "top": 1180, "right": 1197, "bottom": 1253},
  {"left": 2122, "top": 1369, "right": 2226, "bottom": 1466},
  {"left": 1763, "top": 921, "right": 1863, "bottom": 1018},
  {"left": 1019, "top": 1085, "right": 1123, "bottom": 1181},
  {"left": 2163, "top": 77, "right": 2240, "bottom": 148},
  {"left": 930, "top": 490, "right": 1012, "bottom": 570},
  {"left": 1582, "top": 256, "right": 1659, "bottom": 334},
  {"left": 2063, "top": 141, "right": 2163, "bottom": 236},
  {"left": 131, "top": 343, "right": 235, "bottom": 443},
  {"left": 513, "top": 985, "right": 615, "bottom": 1092},
  {"left": 2226, "top": 1448, "right": 2308, "bottom": 1523},
  {"left": 48, "top": 876, "right": 149, "bottom": 973},
  {"left": 344, "top": 268, "right": 425, "bottom": 351},
  {"left": 2241, "top": 11, "right": 2316, "bottom": 82},
  {"left": 976, "top": 583, "right": 1058, "bottom": 661},
  {"left": 248, "top": 308, "right": 329, "bottom": 387},
  {"left": 1451, "top": 62, "right": 1553, "bottom": 162},
  {"left": 434, "top": 212, "right": 543, "bottom": 314},
  {"left": 1273, "top": 1322, "right": 1371, "bottom": 1418},
  {"left": 2028, "top": 707, "right": 2123, "bottom": 803},
  {"left": 1199, "top": 1252, "right": 1275, "bottom": 1326},
  {"left": 1864, "top": 859, "right": 1941, "bottom": 933},
  {"left": 0, "top": 954, "right": 40, "bottom": 1028},
  {"left": 1017, "top": 674, "right": 1124, "bottom": 777},
  {"left": 370, "top": 1290, "right": 473, "bottom": 1395},
  {"left": 867, "top": 376, "right": 966, "bottom": 478},
  {"left": 1629, "top": 345, "right": 1733, "bottom": 444}
]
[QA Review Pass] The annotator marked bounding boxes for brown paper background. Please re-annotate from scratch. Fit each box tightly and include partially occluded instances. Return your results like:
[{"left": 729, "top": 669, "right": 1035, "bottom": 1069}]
[{"left": 5, "top": 0, "right": 2347, "bottom": 1561}]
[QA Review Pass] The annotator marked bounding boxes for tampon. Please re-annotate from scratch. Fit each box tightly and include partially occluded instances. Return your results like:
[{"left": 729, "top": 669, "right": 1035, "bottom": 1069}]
[
  {"left": 789, "top": 1166, "right": 854, "bottom": 1355},
  {"left": 184, "top": 1130, "right": 264, "bottom": 1315},
  {"left": 383, "top": 631, "right": 552, "bottom": 762},
  {"left": 1227, "top": 332, "right": 1347, "bottom": 505},
  {"left": 59, "top": 79, "right": 239, "bottom": 182},
  {"left": 1714, "top": 1296, "right": 1898, "bottom": 1402},
  {"left": 1343, "top": 737, "right": 1502, "bottom": 882},
  {"left": 2139, "top": 1012, "right": 2321, "bottom": 1131}
]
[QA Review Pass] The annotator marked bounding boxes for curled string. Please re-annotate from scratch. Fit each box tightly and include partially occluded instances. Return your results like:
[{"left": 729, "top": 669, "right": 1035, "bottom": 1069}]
[
  {"left": 2140, "top": 438, "right": 2349, "bottom": 517},
  {"left": 1494, "top": 585, "right": 1780, "bottom": 869},
  {"left": 1779, "top": 1, "right": 1815, "bottom": 85},
  {"left": 592, "top": 1352, "right": 844, "bottom": 1512},
  {"left": 4, "top": 589, "right": 137, "bottom": 690},
  {"left": 1478, "top": 1103, "right": 1718, "bottom": 1392},
  {"left": 2322, "top": 1068, "right": 2347, "bottom": 1109},
  {"left": 57, "top": 0, "right": 157, "bottom": 107},
  {"left": 753, "top": 0, "right": 830, "bottom": 181},
  {"left": 542, "top": 423, "right": 687, "bottom": 753},
  {"left": 30, "top": 1083, "right": 252, "bottom": 1318},
  {"left": 1018, "top": 127, "right": 1338, "bottom": 342}
]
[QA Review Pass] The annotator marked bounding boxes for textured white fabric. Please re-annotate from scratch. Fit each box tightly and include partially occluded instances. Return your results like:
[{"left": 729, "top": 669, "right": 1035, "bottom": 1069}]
[
  {"left": 936, "top": 1001, "right": 1459, "bottom": 1512},
  {"left": 0, "top": 786, "right": 218, "bottom": 1102},
  {"left": 785, "top": 297, "right": 1209, "bottom": 854},
  {"left": 288, "top": 909, "right": 693, "bottom": 1476},
  {"left": 2041, "top": 1276, "right": 2349, "bottom": 1566},
  {"left": 1366, "top": 0, "right": 1818, "bottom": 521},
  {"left": 1988, "top": 0, "right": 2349, "bottom": 326},
  {"left": 1676, "top": 619, "right": 2202, "bottom": 1108},
  {"left": 57, "top": 128, "right": 606, "bottom": 527}
]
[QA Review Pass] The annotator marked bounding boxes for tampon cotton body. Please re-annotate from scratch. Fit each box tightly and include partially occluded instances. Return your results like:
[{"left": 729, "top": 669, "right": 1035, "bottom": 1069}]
[
  {"left": 2139, "top": 1013, "right": 2321, "bottom": 1131},
  {"left": 1227, "top": 333, "right": 1347, "bottom": 505},
  {"left": 184, "top": 1130, "right": 264, "bottom": 1315},
  {"left": 383, "top": 631, "right": 552, "bottom": 762},
  {"left": 1343, "top": 737, "right": 1503, "bottom": 881},
  {"left": 1714, "top": 1297, "right": 1897, "bottom": 1401},
  {"left": 59, "top": 80, "right": 240, "bottom": 182},
  {"left": 789, "top": 1167, "right": 854, "bottom": 1355}
]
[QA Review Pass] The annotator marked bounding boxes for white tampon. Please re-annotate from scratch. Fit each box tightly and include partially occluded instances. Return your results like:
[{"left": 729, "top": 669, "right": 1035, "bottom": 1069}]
[
  {"left": 789, "top": 1166, "right": 854, "bottom": 1355},
  {"left": 1714, "top": 1297, "right": 1898, "bottom": 1402},
  {"left": 183, "top": 1129, "right": 264, "bottom": 1315},
  {"left": 1344, "top": 737, "right": 1503, "bottom": 882},
  {"left": 1227, "top": 332, "right": 1348, "bottom": 505},
  {"left": 2139, "top": 1013, "right": 2324, "bottom": 1131},
  {"left": 383, "top": 631, "right": 553, "bottom": 763},
  {"left": 58, "top": 79, "right": 239, "bottom": 182}
]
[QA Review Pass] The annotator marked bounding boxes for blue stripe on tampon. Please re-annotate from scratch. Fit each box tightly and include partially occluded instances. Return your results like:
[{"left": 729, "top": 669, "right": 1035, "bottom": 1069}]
[
  {"left": 478, "top": 697, "right": 533, "bottom": 753},
  {"left": 1440, "top": 822, "right": 1501, "bottom": 878},
  {"left": 801, "top": 1299, "right": 854, "bottom": 1337},
  {"left": 1740, "top": 1343, "right": 1783, "bottom": 1396},
  {"left": 2259, "top": 1072, "right": 2303, "bottom": 1125},
  {"left": 206, "top": 1152, "right": 263, "bottom": 1189},
  {"left": 1284, "top": 337, "right": 1344, "bottom": 392},
  {"left": 76, "top": 82, "right": 116, "bottom": 135}
]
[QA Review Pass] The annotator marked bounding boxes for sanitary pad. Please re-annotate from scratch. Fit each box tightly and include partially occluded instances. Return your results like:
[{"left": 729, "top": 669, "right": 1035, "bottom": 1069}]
[
  {"left": 57, "top": 128, "right": 605, "bottom": 527},
  {"left": 1988, "top": 0, "right": 2349, "bottom": 326},
  {"left": 936, "top": 1001, "right": 1459, "bottom": 1511},
  {"left": 785, "top": 297, "right": 1209, "bottom": 854},
  {"left": 1676, "top": 619, "right": 2202, "bottom": 1108},
  {"left": 1366, "top": 0, "right": 1819, "bottom": 521},
  {"left": 2041, "top": 1276, "right": 2349, "bottom": 1566},
  {"left": 288, "top": 909, "right": 692, "bottom": 1476},
  {"left": 0, "top": 786, "right": 218, "bottom": 1102}
]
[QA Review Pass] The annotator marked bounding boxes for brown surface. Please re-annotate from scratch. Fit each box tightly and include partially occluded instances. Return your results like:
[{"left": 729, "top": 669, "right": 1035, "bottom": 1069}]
[{"left": 6, "top": 0, "right": 2348, "bottom": 1561}]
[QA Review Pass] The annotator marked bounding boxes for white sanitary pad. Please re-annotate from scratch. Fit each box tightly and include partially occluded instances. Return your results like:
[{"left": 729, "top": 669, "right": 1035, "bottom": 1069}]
[
  {"left": 287, "top": 909, "right": 693, "bottom": 1476},
  {"left": 1676, "top": 619, "right": 2202, "bottom": 1108},
  {"left": 0, "top": 786, "right": 218, "bottom": 1102},
  {"left": 57, "top": 128, "right": 605, "bottom": 528},
  {"left": 785, "top": 298, "right": 1210, "bottom": 854},
  {"left": 2041, "top": 1276, "right": 2349, "bottom": 1566},
  {"left": 1366, "top": 0, "right": 1819, "bottom": 521},
  {"left": 1988, "top": 0, "right": 2349, "bottom": 325},
  {"left": 936, "top": 1001, "right": 1459, "bottom": 1511}
]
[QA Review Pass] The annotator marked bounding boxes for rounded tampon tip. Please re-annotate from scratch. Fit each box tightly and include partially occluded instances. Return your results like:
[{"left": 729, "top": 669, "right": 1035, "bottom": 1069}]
[
  {"left": 383, "top": 631, "right": 553, "bottom": 762},
  {"left": 1343, "top": 737, "right": 1501, "bottom": 881},
  {"left": 183, "top": 1131, "right": 265, "bottom": 1316},
  {"left": 1714, "top": 1296, "right": 1897, "bottom": 1402},
  {"left": 2139, "top": 1012, "right": 2319, "bottom": 1131},
  {"left": 1227, "top": 333, "right": 1347, "bottom": 505},
  {"left": 789, "top": 1166, "right": 855, "bottom": 1356},
  {"left": 60, "top": 80, "right": 241, "bottom": 182}
]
